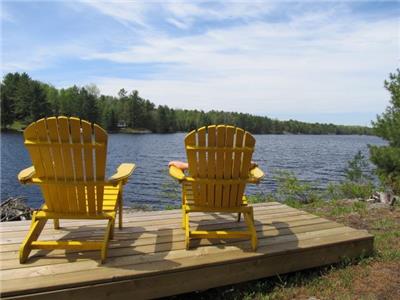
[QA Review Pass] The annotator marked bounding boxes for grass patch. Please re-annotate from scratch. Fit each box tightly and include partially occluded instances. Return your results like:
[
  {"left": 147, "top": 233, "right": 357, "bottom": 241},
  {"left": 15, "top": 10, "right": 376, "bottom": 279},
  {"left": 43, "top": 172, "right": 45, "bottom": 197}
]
[{"left": 247, "top": 193, "right": 274, "bottom": 204}]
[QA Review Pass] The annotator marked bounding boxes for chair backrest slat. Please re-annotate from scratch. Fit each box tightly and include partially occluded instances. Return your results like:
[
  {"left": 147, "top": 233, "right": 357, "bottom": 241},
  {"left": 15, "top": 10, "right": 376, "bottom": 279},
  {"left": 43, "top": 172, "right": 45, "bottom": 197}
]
[
  {"left": 185, "top": 125, "right": 255, "bottom": 209},
  {"left": 214, "top": 125, "right": 225, "bottom": 208},
  {"left": 81, "top": 120, "right": 96, "bottom": 214},
  {"left": 185, "top": 130, "right": 199, "bottom": 205},
  {"left": 237, "top": 132, "right": 255, "bottom": 206},
  {"left": 46, "top": 117, "right": 69, "bottom": 212},
  {"left": 35, "top": 119, "right": 61, "bottom": 211},
  {"left": 69, "top": 117, "right": 86, "bottom": 212},
  {"left": 207, "top": 125, "right": 217, "bottom": 206},
  {"left": 57, "top": 117, "right": 78, "bottom": 212},
  {"left": 24, "top": 120, "right": 55, "bottom": 211},
  {"left": 231, "top": 127, "right": 244, "bottom": 206},
  {"left": 94, "top": 124, "right": 107, "bottom": 213},
  {"left": 24, "top": 117, "right": 108, "bottom": 215},
  {"left": 197, "top": 127, "right": 207, "bottom": 207},
  {"left": 222, "top": 126, "right": 235, "bottom": 207}
]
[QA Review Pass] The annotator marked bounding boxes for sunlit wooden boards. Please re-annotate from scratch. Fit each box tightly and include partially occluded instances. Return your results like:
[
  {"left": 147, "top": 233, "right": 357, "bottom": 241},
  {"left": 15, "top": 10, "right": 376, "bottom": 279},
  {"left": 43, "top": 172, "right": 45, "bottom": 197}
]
[{"left": 0, "top": 202, "right": 374, "bottom": 300}]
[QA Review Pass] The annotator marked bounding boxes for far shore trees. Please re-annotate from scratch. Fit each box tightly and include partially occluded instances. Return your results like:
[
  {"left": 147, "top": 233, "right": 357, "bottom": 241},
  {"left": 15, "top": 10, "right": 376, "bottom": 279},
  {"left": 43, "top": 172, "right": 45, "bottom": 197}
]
[{"left": 1, "top": 72, "right": 372, "bottom": 135}]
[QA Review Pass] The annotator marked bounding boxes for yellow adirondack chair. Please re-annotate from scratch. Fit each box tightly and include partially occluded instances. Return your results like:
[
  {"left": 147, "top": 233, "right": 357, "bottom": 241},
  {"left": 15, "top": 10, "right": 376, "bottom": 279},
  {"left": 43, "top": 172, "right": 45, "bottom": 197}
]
[
  {"left": 17, "top": 116, "right": 135, "bottom": 263},
  {"left": 169, "top": 125, "right": 264, "bottom": 250}
]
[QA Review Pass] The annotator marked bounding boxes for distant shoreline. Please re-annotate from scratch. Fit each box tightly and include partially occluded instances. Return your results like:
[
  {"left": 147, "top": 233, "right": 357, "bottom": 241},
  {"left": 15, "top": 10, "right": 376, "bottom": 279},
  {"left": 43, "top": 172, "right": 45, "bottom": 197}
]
[{"left": 1, "top": 126, "right": 376, "bottom": 136}]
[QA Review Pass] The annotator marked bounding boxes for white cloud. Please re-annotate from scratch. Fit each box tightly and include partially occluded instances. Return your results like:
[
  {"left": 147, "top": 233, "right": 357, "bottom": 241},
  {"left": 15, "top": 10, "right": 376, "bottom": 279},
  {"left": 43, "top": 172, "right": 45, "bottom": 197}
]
[
  {"left": 80, "top": 0, "right": 149, "bottom": 27},
  {"left": 82, "top": 7, "right": 397, "bottom": 119},
  {"left": 164, "top": 1, "right": 274, "bottom": 27},
  {"left": 82, "top": 1, "right": 275, "bottom": 29},
  {"left": 0, "top": 6, "right": 15, "bottom": 23},
  {"left": 166, "top": 17, "right": 190, "bottom": 30},
  {"left": 2, "top": 1, "right": 398, "bottom": 124},
  {"left": 2, "top": 43, "right": 90, "bottom": 72}
]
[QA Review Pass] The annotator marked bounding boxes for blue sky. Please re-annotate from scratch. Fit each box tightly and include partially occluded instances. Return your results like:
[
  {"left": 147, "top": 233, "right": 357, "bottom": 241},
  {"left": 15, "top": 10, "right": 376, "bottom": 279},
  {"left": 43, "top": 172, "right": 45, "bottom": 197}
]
[{"left": 1, "top": 1, "right": 399, "bottom": 125}]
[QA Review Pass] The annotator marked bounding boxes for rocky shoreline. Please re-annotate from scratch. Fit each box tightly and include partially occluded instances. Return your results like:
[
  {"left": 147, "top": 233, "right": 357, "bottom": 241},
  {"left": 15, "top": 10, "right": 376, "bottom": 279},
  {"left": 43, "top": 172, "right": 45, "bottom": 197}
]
[{"left": 1, "top": 197, "right": 33, "bottom": 221}]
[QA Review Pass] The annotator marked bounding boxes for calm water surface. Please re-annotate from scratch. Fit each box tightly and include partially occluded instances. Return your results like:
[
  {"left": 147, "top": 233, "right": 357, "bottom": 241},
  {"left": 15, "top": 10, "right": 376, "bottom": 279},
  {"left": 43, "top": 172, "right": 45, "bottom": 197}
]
[{"left": 1, "top": 132, "right": 386, "bottom": 209}]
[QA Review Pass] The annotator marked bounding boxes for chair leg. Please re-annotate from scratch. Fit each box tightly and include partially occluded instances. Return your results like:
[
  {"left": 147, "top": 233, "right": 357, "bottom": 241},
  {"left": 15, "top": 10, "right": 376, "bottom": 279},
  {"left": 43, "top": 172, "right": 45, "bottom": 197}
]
[
  {"left": 244, "top": 210, "right": 258, "bottom": 251},
  {"left": 184, "top": 210, "right": 190, "bottom": 250},
  {"left": 19, "top": 216, "right": 47, "bottom": 263},
  {"left": 101, "top": 218, "right": 114, "bottom": 264},
  {"left": 181, "top": 184, "right": 186, "bottom": 229},
  {"left": 110, "top": 218, "right": 115, "bottom": 240},
  {"left": 237, "top": 213, "right": 241, "bottom": 222},
  {"left": 53, "top": 219, "right": 60, "bottom": 229},
  {"left": 182, "top": 206, "right": 186, "bottom": 229},
  {"left": 118, "top": 193, "right": 123, "bottom": 229}
]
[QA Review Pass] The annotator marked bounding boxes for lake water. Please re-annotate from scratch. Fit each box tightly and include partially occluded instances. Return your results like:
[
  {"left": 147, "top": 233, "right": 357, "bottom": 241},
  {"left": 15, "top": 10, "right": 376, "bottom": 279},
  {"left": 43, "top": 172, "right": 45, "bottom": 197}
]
[{"left": 1, "top": 132, "right": 386, "bottom": 209}]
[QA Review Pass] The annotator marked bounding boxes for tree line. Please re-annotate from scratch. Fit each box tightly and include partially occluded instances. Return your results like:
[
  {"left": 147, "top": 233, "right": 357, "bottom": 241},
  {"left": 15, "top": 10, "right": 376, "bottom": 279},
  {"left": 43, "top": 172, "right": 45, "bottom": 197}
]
[{"left": 1, "top": 72, "right": 372, "bottom": 135}]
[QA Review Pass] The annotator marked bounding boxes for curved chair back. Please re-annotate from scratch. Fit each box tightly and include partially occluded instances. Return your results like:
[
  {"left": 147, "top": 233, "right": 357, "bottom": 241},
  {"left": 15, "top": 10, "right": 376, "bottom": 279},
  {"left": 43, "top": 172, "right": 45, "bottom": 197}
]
[
  {"left": 184, "top": 125, "right": 255, "bottom": 208},
  {"left": 23, "top": 116, "right": 108, "bottom": 214}
]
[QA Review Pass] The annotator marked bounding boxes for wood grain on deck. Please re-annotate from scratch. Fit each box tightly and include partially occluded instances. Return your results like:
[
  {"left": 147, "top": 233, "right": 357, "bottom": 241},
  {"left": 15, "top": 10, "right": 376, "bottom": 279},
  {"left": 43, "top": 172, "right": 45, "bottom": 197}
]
[{"left": 0, "top": 202, "right": 374, "bottom": 299}]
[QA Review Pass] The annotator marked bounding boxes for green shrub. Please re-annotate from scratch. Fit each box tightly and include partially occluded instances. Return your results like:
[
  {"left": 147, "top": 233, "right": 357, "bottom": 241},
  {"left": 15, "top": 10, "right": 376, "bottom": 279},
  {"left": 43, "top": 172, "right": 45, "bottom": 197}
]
[
  {"left": 326, "top": 182, "right": 343, "bottom": 200},
  {"left": 338, "top": 181, "right": 375, "bottom": 200},
  {"left": 274, "top": 171, "right": 320, "bottom": 204},
  {"left": 165, "top": 204, "right": 180, "bottom": 210},
  {"left": 370, "top": 146, "right": 400, "bottom": 194},
  {"left": 247, "top": 193, "right": 275, "bottom": 203},
  {"left": 326, "top": 151, "right": 376, "bottom": 200},
  {"left": 344, "top": 150, "right": 372, "bottom": 183}
]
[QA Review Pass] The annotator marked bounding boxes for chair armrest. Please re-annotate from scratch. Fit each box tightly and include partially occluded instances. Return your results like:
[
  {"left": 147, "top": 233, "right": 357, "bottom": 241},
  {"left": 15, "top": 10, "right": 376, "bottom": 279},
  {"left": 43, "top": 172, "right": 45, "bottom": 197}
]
[
  {"left": 247, "top": 166, "right": 265, "bottom": 183},
  {"left": 18, "top": 166, "right": 36, "bottom": 184},
  {"left": 108, "top": 163, "right": 136, "bottom": 185},
  {"left": 169, "top": 165, "right": 186, "bottom": 181}
]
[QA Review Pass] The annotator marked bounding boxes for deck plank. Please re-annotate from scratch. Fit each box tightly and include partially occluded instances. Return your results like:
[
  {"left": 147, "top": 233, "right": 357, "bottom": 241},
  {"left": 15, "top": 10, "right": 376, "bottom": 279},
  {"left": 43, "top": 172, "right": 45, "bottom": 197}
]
[{"left": 0, "top": 202, "right": 374, "bottom": 299}]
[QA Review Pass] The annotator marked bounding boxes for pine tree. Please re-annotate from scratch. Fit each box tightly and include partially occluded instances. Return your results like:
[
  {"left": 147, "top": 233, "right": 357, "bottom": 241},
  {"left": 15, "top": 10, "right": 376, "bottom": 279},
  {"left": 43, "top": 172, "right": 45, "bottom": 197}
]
[
  {"left": 103, "top": 106, "right": 118, "bottom": 131},
  {"left": 0, "top": 73, "right": 18, "bottom": 128},
  {"left": 14, "top": 73, "right": 33, "bottom": 121},
  {"left": 369, "top": 70, "right": 400, "bottom": 194},
  {"left": 81, "top": 87, "right": 98, "bottom": 123},
  {"left": 28, "top": 80, "right": 51, "bottom": 122}
]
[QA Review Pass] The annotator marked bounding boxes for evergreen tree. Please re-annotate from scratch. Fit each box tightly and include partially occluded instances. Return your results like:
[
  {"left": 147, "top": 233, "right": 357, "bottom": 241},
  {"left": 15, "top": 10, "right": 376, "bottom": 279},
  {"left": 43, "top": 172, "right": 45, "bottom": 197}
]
[
  {"left": 103, "top": 106, "right": 118, "bottom": 131},
  {"left": 81, "top": 87, "right": 98, "bottom": 123},
  {"left": 13, "top": 73, "right": 32, "bottom": 121},
  {"left": 369, "top": 70, "right": 400, "bottom": 194},
  {"left": 43, "top": 84, "right": 60, "bottom": 115},
  {"left": 0, "top": 73, "right": 18, "bottom": 128},
  {"left": 199, "top": 111, "right": 211, "bottom": 126},
  {"left": 142, "top": 100, "right": 155, "bottom": 129},
  {"left": 0, "top": 81, "right": 15, "bottom": 128},
  {"left": 59, "top": 86, "right": 80, "bottom": 116},
  {"left": 28, "top": 80, "right": 51, "bottom": 122},
  {"left": 156, "top": 105, "right": 170, "bottom": 133}
]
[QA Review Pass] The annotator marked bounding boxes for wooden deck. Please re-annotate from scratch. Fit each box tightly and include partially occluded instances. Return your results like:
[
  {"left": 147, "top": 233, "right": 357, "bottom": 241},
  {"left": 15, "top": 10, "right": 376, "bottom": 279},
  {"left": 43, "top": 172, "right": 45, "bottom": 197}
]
[{"left": 0, "top": 202, "right": 373, "bottom": 299}]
